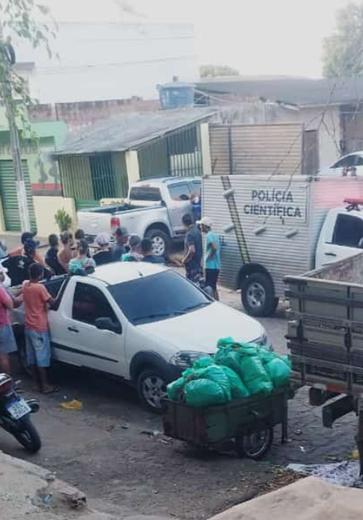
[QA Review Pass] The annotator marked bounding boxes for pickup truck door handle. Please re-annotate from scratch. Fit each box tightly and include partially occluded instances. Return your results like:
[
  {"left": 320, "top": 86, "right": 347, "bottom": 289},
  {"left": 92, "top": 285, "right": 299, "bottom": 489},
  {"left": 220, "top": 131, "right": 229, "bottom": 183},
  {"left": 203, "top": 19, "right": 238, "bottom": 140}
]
[
  {"left": 324, "top": 252, "right": 337, "bottom": 257},
  {"left": 68, "top": 327, "right": 79, "bottom": 333}
]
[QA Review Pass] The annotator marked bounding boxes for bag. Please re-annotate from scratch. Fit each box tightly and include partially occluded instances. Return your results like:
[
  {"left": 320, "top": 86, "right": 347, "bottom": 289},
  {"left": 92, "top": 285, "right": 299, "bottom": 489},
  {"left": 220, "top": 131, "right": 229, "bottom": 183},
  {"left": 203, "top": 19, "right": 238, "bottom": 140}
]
[
  {"left": 220, "top": 366, "right": 250, "bottom": 399},
  {"left": 184, "top": 379, "right": 228, "bottom": 407},
  {"left": 167, "top": 377, "right": 185, "bottom": 401},
  {"left": 265, "top": 357, "right": 291, "bottom": 388},
  {"left": 215, "top": 338, "right": 243, "bottom": 377},
  {"left": 196, "top": 365, "right": 232, "bottom": 401},
  {"left": 193, "top": 357, "right": 214, "bottom": 370},
  {"left": 239, "top": 347, "right": 273, "bottom": 396}
]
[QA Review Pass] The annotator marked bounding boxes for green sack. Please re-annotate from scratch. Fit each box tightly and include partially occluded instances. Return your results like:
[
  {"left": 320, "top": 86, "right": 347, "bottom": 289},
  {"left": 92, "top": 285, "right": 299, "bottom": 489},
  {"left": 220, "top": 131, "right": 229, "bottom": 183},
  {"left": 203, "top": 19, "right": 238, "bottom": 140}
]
[
  {"left": 193, "top": 357, "right": 214, "bottom": 370},
  {"left": 184, "top": 379, "right": 228, "bottom": 407},
  {"left": 166, "top": 377, "right": 185, "bottom": 401},
  {"left": 258, "top": 347, "right": 275, "bottom": 365},
  {"left": 265, "top": 357, "right": 291, "bottom": 388},
  {"left": 220, "top": 366, "right": 250, "bottom": 399},
  {"left": 239, "top": 348, "right": 273, "bottom": 396},
  {"left": 215, "top": 341, "right": 243, "bottom": 378},
  {"left": 196, "top": 365, "right": 232, "bottom": 401}
]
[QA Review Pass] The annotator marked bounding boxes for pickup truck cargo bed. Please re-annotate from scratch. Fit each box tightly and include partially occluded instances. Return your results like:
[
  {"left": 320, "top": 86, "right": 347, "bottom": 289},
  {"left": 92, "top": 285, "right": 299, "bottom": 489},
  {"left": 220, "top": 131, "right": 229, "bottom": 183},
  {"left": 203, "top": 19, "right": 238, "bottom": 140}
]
[{"left": 285, "top": 253, "right": 363, "bottom": 395}]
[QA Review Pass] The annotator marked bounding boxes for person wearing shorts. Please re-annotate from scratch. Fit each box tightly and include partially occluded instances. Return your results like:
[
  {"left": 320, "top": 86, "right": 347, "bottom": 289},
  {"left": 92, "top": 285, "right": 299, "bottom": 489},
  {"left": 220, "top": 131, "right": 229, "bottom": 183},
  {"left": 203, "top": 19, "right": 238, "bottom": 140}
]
[
  {"left": 0, "top": 265, "right": 22, "bottom": 375},
  {"left": 199, "top": 216, "right": 221, "bottom": 300},
  {"left": 23, "top": 263, "right": 58, "bottom": 394}
]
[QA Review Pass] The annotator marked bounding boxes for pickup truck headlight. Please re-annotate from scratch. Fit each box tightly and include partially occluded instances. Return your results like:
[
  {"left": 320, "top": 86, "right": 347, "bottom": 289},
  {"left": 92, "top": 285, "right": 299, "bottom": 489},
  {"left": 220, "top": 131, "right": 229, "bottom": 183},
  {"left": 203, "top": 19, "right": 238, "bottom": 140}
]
[
  {"left": 170, "top": 351, "right": 209, "bottom": 369},
  {"left": 252, "top": 333, "right": 273, "bottom": 351}
]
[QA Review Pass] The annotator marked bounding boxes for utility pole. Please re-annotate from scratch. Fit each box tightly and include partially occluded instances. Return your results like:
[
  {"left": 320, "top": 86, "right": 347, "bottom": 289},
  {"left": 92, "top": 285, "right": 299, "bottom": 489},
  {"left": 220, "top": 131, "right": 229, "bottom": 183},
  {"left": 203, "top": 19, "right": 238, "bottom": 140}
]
[{"left": 0, "top": 21, "right": 31, "bottom": 232}]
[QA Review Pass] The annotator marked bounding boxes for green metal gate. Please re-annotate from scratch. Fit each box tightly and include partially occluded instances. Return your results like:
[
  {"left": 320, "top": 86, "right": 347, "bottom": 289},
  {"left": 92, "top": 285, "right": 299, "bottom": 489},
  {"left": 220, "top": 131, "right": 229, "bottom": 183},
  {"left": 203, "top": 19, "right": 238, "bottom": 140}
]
[{"left": 0, "top": 160, "right": 37, "bottom": 232}]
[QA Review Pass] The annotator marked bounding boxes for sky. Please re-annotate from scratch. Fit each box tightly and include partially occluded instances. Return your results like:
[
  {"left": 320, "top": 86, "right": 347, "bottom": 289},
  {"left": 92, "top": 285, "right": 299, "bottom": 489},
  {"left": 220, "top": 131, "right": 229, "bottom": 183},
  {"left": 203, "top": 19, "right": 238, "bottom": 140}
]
[{"left": 43, "top": 0, "right": 355, "bottom": 78}]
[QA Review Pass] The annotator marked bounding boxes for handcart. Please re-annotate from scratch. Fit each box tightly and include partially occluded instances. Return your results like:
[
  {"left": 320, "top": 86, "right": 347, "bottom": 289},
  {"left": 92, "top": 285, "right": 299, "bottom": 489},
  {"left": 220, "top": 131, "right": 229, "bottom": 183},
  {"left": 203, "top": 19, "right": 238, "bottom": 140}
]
[{"left": 162, "top": 386, "right": 293, "bottom": 460}]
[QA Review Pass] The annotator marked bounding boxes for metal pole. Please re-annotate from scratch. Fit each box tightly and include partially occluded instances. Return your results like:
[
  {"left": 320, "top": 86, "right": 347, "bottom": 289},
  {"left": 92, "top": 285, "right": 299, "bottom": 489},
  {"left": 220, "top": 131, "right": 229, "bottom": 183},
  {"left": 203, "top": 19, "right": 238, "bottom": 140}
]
[{"left": 0, "top": 20, "right": 31, "bottom": 232}]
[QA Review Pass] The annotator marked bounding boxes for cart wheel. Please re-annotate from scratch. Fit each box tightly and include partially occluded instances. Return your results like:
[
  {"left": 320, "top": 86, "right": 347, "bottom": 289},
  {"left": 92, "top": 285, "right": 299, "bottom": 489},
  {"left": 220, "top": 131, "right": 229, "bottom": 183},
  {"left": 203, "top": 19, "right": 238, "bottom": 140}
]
[{"left": 235, "top": 427, "right": 274, "bottom": 461}]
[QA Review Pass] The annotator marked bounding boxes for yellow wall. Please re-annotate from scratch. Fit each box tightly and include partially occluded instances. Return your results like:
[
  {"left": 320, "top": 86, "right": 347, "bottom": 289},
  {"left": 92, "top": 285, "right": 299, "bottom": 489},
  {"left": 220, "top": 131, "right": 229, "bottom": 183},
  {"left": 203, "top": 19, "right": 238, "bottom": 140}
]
[{"left": 33, "top": 196, "right": 77, "bottom": 237}]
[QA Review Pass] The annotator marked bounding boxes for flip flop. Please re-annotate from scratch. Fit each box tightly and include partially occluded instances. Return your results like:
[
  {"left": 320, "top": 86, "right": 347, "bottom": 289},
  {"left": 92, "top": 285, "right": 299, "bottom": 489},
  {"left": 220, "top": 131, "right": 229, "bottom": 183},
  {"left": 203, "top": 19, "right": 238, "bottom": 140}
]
[{"left": 42, "top": 385, "right": 60, "bottom": 395}]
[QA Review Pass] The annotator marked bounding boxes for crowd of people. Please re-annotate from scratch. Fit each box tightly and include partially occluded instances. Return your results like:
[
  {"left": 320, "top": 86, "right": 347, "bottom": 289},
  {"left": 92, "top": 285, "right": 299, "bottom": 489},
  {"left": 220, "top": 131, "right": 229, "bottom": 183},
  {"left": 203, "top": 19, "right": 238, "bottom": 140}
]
[{"left": 0, "top": 213, "right": 221, "bottom": 393}]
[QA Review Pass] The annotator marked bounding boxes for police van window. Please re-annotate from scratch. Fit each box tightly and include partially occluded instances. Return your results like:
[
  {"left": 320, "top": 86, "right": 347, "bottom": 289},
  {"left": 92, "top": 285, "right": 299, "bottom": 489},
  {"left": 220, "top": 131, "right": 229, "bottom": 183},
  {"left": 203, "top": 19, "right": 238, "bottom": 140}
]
[
  {"left": 168, "top": 183, "right": 191, "bottom": 201},
  {"left": 332, "top": 214, "right": 363, "bottom": 248}
]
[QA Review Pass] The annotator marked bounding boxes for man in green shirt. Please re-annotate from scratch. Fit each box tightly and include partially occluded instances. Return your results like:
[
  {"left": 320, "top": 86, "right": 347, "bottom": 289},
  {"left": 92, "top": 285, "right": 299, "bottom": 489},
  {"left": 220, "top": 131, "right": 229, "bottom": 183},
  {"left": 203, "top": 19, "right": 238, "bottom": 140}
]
[{"left": 199, "top": 216, "right": 221, "bottom": 300}]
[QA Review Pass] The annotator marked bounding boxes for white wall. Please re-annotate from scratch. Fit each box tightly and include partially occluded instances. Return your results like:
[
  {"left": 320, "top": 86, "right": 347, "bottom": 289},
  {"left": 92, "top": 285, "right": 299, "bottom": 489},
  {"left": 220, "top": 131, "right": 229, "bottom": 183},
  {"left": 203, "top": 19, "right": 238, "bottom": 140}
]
[{"left": 14, "top": 23, "right": 199, "bottom": 104}]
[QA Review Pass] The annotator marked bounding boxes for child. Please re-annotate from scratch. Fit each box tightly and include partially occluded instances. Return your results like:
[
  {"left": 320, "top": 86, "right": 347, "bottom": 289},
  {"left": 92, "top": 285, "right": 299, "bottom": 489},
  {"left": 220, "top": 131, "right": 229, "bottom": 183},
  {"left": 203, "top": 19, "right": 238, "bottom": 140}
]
[
  {"left": 23, "top": 263, "right": 58, "bottom": 394},
  {"left": 69, "top": 239, "right": 96, "bottom": 274}
]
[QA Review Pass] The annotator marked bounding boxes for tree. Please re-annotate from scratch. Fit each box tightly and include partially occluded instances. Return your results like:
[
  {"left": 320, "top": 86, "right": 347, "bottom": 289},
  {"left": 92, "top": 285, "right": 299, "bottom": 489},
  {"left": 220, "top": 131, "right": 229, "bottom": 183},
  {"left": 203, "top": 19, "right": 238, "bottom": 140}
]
[
  {"left": 200, "top": 64, "right": 239, "bottom": 79},
  {"left": 322, "top": 2, "right": 363, "bottom": 78},
  {"left": 0, "top": 0, "right": 55, "bottom": 231}
]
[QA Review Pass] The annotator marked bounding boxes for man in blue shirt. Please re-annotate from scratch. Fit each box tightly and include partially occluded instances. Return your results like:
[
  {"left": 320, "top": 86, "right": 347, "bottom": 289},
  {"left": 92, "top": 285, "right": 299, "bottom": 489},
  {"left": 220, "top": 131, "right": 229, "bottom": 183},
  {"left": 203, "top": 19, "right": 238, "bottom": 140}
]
[{"left": 199, "top": 216, "right": 221, "bottom": 300}]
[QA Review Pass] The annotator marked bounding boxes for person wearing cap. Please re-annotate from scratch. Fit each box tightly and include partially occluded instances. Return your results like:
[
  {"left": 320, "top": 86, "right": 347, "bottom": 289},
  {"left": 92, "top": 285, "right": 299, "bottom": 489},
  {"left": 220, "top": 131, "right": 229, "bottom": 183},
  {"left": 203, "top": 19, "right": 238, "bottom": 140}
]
[
  {"left": 93, "top": 233, "right": 113, "bottom": 266},
  {"left": 3, "top": 238, "right": 40, "bottom": 286},
  {"left": 182, "top": 214, "right": 203, "bottom": 281},
  {"left": 9, "top": 231, "right": 46, "bottom": 267},
  {"left": 112, "top": 227, "right": 129, "bottom": 261},
  {"left": 199, "top": 216, "right": 221, "bottom": 300},
  {"left": 0, "top": 264, "right": 23, "bottom": 375},
  {"left": 122, "top": 235, "right": 144, "bottom": 262}
]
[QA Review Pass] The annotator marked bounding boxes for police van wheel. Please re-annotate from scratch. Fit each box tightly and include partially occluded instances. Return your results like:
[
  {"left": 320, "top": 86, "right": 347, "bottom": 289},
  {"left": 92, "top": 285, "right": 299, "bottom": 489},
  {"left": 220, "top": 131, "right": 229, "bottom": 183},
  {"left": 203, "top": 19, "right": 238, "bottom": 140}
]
[{"left": 241, "top": 273, "right": 276, "bottom": 317}]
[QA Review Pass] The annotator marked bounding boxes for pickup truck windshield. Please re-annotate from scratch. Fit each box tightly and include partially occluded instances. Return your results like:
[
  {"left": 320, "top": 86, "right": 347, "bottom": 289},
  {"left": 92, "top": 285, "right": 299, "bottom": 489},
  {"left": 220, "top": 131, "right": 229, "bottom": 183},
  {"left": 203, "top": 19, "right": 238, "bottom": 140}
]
[
  {"left": 129, "top": 186, "right": 162, "bottom": 202},
  {"left": 108, "top": 271, "right": 211, "bottom": 325}
]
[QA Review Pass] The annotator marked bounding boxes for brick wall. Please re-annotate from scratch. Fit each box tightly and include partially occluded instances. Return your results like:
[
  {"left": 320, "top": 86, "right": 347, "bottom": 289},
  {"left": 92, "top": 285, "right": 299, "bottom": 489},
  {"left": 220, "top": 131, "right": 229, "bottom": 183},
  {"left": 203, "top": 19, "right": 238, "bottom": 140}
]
[{"left": 30, "top": 97, "right": 160, "bottom": 133}]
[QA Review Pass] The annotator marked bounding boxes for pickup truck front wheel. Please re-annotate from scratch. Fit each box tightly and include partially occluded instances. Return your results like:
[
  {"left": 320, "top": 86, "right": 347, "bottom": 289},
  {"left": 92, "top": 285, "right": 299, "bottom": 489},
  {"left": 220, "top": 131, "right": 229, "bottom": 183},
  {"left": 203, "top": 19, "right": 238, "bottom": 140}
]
[
  {"left": 137, "top": 369, "right": 168, "bottom": 413},
  {"left": 145, "top": 229, "right": 170, "bottom": 258}
]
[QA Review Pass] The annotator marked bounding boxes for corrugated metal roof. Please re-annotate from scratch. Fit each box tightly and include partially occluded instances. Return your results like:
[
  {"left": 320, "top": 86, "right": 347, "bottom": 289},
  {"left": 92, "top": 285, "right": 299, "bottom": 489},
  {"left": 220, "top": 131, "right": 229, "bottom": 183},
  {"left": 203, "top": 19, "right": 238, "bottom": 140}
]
[
  {"left": 197, "top": 76, "right": 363, "bottom": 107},
  {"left": 54, "top": 108, "right": 216, "bottom": 156}
]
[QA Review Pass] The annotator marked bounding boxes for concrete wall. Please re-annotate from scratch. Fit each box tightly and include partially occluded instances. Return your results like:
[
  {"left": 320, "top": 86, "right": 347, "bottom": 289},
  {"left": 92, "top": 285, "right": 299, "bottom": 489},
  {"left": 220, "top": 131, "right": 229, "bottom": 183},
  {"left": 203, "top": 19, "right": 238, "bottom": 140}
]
[
  {"left": 211, "top": 103, "right": 342, "bottom": 171},
  {"left": 33, "top": 196, "right": 77, "bottom": 237}
]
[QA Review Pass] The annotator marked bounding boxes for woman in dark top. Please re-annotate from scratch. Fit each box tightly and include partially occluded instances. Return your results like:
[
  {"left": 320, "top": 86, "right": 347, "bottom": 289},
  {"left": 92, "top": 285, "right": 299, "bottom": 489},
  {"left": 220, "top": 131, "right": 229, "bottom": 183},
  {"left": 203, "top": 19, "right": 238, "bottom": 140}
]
[{"left": 93, "top": 233, "right": 114, "bottom": 266}]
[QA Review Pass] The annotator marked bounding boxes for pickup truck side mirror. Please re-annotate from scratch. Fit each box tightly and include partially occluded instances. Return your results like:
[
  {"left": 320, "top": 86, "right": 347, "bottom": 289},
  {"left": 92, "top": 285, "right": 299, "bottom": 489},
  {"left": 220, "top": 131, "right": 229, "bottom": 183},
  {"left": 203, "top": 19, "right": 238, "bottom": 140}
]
[{"left": 95, "top": 317, "right": 122, "bottom": 334}]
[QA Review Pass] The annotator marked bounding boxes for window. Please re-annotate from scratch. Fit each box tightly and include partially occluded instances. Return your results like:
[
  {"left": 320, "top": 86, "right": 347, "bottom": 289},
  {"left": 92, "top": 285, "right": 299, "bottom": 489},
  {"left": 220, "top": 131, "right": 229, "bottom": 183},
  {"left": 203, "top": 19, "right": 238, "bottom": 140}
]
[
  {"left": 332, "top": 214, "right": 363, "bottom": 248},
  {"left": 190, "top": 181, "right": 201, "bottom": 198},
  {"left": 355, "top": 156, "right": 363, "bottom": 166},
  {"left": 168, "top": 183, "right": 191, "bottom": 201},
  {"left": 129, "top": 187, "right": 162, "bottom": 202},
  {"left": 332, "top": 155, "right": 357, "bottom": 169},
  {"left": 108, "top": 270, "right": 211, "bottom": 325},
  {"left": 72, "top": 283, "right": 118, "bottom": 326}
]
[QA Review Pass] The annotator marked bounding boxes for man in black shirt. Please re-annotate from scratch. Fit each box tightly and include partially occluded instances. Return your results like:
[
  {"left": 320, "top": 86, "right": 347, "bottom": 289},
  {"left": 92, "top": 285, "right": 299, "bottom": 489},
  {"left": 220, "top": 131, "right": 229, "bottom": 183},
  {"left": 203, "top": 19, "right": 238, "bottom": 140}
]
[
  {"left": 181, "top": 214, "right": 203, "bottom": 281},
  {"left": 141, "top": 239, "right": 165, "bottom": 264},
  {"left": 45, "top": 234, "right": 66, "bottom": 275}
]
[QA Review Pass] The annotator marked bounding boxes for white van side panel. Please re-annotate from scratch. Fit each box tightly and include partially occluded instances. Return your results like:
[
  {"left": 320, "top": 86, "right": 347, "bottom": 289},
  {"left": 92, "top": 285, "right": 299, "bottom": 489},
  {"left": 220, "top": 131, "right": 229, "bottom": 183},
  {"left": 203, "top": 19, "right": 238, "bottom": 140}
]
[
  {"left": 203, "top": 175, "right": 312, "bottom": 296},
  {"left": 203, "top": 176, "right": 363, "bottom": 297}
]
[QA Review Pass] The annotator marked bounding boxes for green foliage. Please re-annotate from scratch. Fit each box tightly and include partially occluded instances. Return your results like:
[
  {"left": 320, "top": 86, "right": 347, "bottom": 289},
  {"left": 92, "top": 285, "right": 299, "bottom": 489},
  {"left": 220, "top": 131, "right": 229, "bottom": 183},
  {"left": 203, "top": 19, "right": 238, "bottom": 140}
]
[
  {"left": 54, "top": 209, "right": 72, "bottom": 232},
  {"left": 322, "top": 2, "right": 363, "bottom": 78},
  {"left": 0, "top": 0, "right": 56, "bottom": 131},
  {"left": 200, "top": 64, "right": 239, "bottom": 79}
]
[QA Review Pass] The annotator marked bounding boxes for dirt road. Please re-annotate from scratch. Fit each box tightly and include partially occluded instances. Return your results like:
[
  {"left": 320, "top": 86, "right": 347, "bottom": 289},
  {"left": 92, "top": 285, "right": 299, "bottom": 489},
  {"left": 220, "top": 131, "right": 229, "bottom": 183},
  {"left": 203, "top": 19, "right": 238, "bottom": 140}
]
[{"left": 0, "top": 285, "right": 357, "bottom": 520}]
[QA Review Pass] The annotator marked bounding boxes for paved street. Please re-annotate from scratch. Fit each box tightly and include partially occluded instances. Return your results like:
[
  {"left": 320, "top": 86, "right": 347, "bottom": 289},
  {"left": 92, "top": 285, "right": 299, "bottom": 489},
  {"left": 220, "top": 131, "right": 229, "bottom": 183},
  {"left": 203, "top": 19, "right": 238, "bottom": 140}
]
[{"left": 0, "top": 275, "right": 357, "bottom": 520}]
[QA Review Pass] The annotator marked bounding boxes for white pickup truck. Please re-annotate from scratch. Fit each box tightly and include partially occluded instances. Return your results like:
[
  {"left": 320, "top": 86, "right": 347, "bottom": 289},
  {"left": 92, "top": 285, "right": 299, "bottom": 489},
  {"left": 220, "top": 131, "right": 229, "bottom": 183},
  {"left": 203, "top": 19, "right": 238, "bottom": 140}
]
[
  {"left": 10, "top": 263, "right": 269, "bottom": 410},
  {"left": 77, "top": 177, "right": 201, "bottom": 257}
]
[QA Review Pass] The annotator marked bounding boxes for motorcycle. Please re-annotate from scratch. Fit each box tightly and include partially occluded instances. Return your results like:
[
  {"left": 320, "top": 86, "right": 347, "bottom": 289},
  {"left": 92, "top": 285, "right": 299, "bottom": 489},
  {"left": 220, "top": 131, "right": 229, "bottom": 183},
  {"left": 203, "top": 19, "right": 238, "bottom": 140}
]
[{"left": 0, "top": 373, "right": 41, "bottom": 453}]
